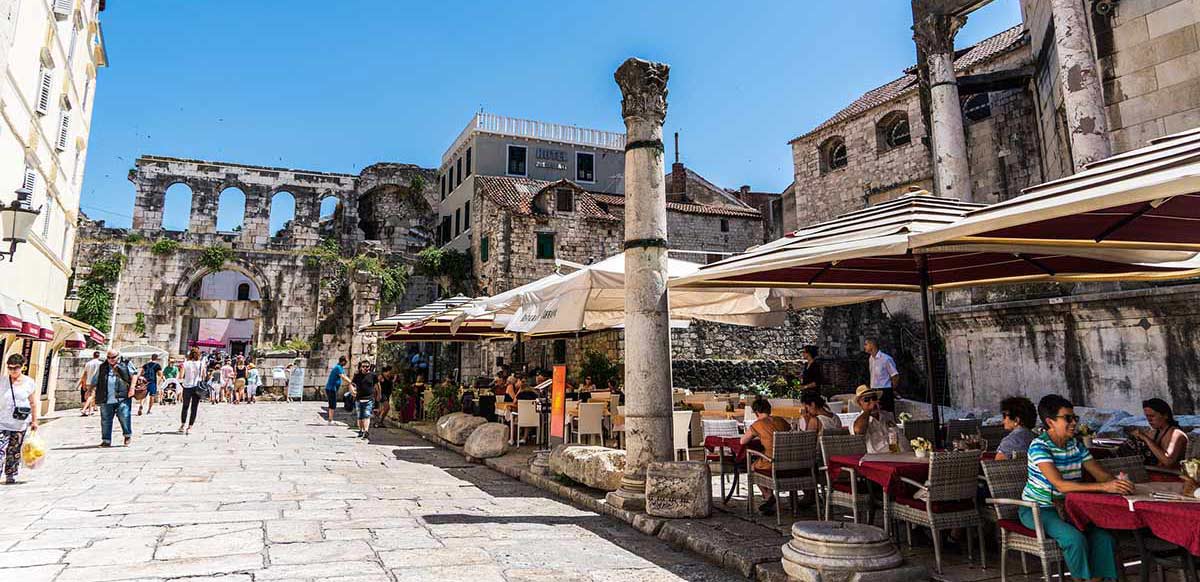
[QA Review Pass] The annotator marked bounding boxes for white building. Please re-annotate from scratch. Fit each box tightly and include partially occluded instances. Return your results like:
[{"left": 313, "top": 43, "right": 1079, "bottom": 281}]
[{"left": 0, "top": 0, "right": 108, "bottom": 412}]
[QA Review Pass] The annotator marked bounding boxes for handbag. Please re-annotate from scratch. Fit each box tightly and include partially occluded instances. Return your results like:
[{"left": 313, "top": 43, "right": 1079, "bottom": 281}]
[
  {"left": 9, "top": 376, "right": 30, "bottom": 421},
  {"left": 133, "top": 376, "right": 149, "bottom": 401}
]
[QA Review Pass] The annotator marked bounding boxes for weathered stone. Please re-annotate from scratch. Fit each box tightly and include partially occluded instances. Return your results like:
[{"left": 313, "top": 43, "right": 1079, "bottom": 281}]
[
  {"left": 644, "top": 461, "right": 711, "bottom": 518},
  {"left": 549, "top": 444, "right": 627, "bottom": 491},
  {"left": 435, "top": 413, "right": 487, "bottom": 445},
  {"left": 463, "top": 422, "right": 511, "bottom": 459},
  {"left": 781, "top": 521, "right": 927, "bottom": 582}
]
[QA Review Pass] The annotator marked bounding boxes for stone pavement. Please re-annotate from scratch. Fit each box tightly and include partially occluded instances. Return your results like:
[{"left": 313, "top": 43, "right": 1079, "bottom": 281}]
[{"left": 0, "top": 402, "right": 737, "bottom": 582}]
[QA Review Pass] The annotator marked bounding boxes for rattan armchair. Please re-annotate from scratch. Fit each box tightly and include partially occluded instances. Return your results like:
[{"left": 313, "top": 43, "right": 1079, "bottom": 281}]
[
  {"left": 747, "top": 430, "right": 819, "bottom": 526},
  {"left": 818, "top": 433, "right": 873, "bottom": 524},
  {"left": 1097, "top": 454, "right": 1149, "bottom": 482},
  {"left": 981, "top": 458, "right": 1064, "bottom": 582},
  {"left": 890, "top": 450, "right": 985, "bottom": 574}
]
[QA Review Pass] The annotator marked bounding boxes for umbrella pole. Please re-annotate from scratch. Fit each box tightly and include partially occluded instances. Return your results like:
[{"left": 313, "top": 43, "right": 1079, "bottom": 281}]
[{"left": 917, "top": 256, "right": 942, "bottom": 448}]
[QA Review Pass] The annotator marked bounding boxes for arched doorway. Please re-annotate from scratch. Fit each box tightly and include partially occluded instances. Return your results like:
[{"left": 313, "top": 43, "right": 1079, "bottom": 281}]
[{"left": 175, "top": 265, "right": 267, "bottom": 357}]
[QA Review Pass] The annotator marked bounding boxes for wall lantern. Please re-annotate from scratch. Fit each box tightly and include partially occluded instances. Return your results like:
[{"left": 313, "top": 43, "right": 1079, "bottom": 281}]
[{"left": 0, "top": 187, "right": 42, "bottom": 262}]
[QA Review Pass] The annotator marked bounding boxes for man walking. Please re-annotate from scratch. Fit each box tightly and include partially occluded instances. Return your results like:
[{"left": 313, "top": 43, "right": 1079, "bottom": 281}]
[
  {"left": 78, "top": 350, "right": 101, "bottom": 416},
  {"left": 350, "top": 361, "right": 378, "bottom": 439},
  {"left": 324, "top": 356, "right": 351, "bottom": 425},
  {"left": 863, "top": 338, "right": 900, "bottom": 413},
  {"left": 91, "top": 349, "right": 137, "bottom": 447},
  {"left": 139, "top": 353, "right": 164, "bottom": 415}
]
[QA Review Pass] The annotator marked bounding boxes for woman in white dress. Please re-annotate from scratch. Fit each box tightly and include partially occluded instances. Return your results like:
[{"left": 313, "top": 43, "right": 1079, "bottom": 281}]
[{"left": 286, "top": 359, "right": 305, "bottom": 402}]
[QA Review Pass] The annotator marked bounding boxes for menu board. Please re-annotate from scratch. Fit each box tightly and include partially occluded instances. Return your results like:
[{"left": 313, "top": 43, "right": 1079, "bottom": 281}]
[{"left": 549, "top": 365, "right": 567, "bottom": 444}]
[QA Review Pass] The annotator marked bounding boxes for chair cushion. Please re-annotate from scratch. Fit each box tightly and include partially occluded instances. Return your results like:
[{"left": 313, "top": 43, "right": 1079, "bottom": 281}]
[
  {"left": 893, "top": 492, "right": 974, "bottom": 513},
  {"left": 754, "top": 467, "right": 812, "bottom": 480},
  {"left": 997, "top": 518, "right": 1037, "bottom": 538},
  {"left": 831, "top": 481, "right": 853, "bottom": 493}
]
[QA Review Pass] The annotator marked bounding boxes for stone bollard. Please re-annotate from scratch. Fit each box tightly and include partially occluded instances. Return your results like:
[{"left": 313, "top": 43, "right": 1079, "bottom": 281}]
[
  {"left": 528, "top": 450, "right": 552, "bottom": 475},
  {"left": 645, "top": 461, "right": 711, "bottom": 518},
  {"left": 781, "top": 521, "right": 928, "bottom": 582}
]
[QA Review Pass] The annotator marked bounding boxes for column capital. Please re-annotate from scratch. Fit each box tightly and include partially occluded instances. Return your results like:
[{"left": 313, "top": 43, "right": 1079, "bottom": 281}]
[
  {"left": 912, "top": 13, "right": 966, "bottom": 55},
  {"left": 615, "top": 58, "right": 669, "bottom": 125}
]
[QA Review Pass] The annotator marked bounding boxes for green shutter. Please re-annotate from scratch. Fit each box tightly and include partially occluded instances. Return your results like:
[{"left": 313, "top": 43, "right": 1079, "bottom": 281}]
[
  {"left": 480, "top": 236, "right": 489, "bottom": 263},
  {"left": 536, "top": 233, "right": 555, "bottom": 259}
]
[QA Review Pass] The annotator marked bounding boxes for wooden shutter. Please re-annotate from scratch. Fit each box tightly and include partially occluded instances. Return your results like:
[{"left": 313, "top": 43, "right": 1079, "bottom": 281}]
[
  {"left": 36, "top": 69, "right": 53, "bottom": 114},
  {"left": 22, "top": 167, "right": 37, "bottom": 192},
  {"left": 56, "top": 111, "right": 71, "bottom": 151},
  {"left": 53, "top": 0, "right": 73, "bottom": 19}
]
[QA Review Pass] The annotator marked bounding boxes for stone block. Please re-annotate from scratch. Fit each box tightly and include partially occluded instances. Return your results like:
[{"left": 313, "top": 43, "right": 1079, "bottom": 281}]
[
  {"left": 435, "top": 412, "right": 486, "bottom": 445},
  {"left": 548, "top": 444, "right": 626, "bottom": 491},
  {"left": 463, "top": 422, "right": 511, "bottom": 459},
  {"left": 781, "top": 521, "right": 914, "bottom": 582},
  {"left": 645, "top": 461, "right": 711, "bottom": 518}
]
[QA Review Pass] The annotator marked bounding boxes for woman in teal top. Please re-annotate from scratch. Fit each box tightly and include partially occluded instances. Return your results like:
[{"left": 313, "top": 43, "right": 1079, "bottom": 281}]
[{"left": 1021, "top": 394, "right": 1133, "bottom": 581}]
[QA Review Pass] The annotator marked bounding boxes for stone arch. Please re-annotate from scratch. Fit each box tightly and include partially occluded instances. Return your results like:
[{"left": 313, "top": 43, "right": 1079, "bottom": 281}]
[
  {"left": 876, "top": 110, "right": 911, "bottom": 152},
  {"left": 170, "top": 257, "right": 274, "bottom": 355},
  {"left": 819, "top": 135, "right": 848, "bottom": 174},
  {"left": 216, "top": 186, "right": 246, "bottom": 233},
  {"left": 172, "top": 257, "right": 272, "bottom": 303},
  {"left": 269, "top": 191, "right": 297, "bottom": 238},
  {"left": 162, "top": 182, "right": 193, "bottom": 231}
]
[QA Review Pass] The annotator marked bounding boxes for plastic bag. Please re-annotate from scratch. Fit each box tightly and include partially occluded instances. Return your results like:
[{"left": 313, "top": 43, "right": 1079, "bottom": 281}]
[{"left": 21, "top": 432, "right": 47, "bottom": 469}]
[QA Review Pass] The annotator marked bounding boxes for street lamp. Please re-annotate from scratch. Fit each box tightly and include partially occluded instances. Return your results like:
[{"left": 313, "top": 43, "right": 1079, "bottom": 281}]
[{"left": 0, "top": 188, "right": 42, "bottom": 262}]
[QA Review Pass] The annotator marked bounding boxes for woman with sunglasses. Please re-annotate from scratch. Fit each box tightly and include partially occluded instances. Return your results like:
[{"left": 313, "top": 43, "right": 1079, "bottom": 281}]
[
  {"left": 1022, "top": 394, "right": 1133, "bottom": 582},
  {"left": 994, "top": 396, "right": 1037, "bottom": 461},
  {"left": 0, "top": 354, "right": 38, "bottom": 484}
]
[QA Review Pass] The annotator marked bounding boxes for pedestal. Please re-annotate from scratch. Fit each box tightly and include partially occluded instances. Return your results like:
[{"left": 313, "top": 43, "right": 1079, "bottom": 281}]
[{"left": 605, "top": 474, "right": 647, "bottom": 511}]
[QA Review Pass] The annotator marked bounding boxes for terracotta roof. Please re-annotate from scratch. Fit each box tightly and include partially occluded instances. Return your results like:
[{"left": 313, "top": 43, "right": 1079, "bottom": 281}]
[
  {"left": 791, "top": 24, "right": 1028, "bottom": 143},
  {"left": 475, "top": 176, "right": 620, "bottom": 221},
  {"left": 591, "top": 193, "right": 762, "bottom": 219}
]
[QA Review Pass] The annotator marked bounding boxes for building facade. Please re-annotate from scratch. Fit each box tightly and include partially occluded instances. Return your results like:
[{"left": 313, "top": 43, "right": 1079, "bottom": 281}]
[
  {"left": 0, "top": 0, "right": 107, "bottom": 413},
  {"left": 784, "top": 0, "right": 1200, "bottom": 414}
]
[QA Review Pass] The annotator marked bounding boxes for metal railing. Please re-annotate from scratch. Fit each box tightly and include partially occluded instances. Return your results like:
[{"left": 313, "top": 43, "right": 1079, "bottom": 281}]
[{"left": 442, "top": 112, "right": 626, "bottom": 165}]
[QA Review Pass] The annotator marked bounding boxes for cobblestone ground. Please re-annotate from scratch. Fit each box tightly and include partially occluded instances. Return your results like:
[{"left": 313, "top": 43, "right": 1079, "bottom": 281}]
[{"left": 0, "top": 402, "right": 736, "bottom": 582}]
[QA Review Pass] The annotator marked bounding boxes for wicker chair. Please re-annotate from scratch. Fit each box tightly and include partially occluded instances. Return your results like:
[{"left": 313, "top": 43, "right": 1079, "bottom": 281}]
[
  {"left": 946, "top": 418, "right": 983, "bottom": 440},
  {"left": 980, "top": 425, "right": 1010, "bottom": 451},
  {"left": 702, "top": 419, "right": 741, "bottom": 502},
  {"left": 981, "top": 458, "right": 1064, "bottom": 582},
  {"left": 818, "top": 434, "right": 872, "bottom": 524},
  {"left": 1097, "top": 454, "right": 1149, "bottom": 482},
  {"left": 891, "top": 451, "right": 985, "bottom": 574},
  {"left": 747, "top": 430, "right": 819, "bottom": 525},
  {"left": 902, "top": 419, "right": 936, "bottom": 443}
]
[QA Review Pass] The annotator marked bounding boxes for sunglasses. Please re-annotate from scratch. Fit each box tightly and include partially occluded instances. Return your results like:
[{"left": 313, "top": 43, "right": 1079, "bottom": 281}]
[
  {"left": 860, "top": 395, "right": 878, "bottom": 403},
  {"left": 1053, "top": 414, "right": 1080, "bottom": 423}
]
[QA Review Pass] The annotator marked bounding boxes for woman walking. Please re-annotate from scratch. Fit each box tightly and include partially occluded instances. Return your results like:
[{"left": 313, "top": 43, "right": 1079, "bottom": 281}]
[
  {"left": 233, "top": 356, "right": 248, "bottom": 404},
  {"left": 178, "top": 348, "right": 206, "bottom": 435},
  {"left": 245, "top": 362, "right": 260, "bottom": 404},
  {"left": 1, "top": 354, "right": 39, "bottom": 484}
]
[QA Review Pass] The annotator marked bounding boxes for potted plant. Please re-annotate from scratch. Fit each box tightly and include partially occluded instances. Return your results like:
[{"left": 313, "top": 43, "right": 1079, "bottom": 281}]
[
  {"left": 910, "top": 437, "right": 933, "bottom": 458},
  {"left": 1181, "top": 458, "right": 1199, "bottom": 481},
  {"left": 1076, "top": 423, "right": 1095, "bottom": 447}
]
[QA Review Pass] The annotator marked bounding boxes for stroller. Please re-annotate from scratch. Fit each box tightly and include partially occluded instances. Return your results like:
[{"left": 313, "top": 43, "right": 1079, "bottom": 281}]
[{"left": 160, "top": 379, "right": 181, "bottom": 405}]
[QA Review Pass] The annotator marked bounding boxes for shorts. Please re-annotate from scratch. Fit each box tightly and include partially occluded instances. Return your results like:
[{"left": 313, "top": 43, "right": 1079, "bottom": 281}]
[
  {"left": 356, "top": 399, "right": 374, "bottom": 419},
  {"left": 378, "top": 391, "right": 392, "bottom": 405},
  {"left": 146, "top": 384, "right": 158, "bottom": 396},
  {"left": 325, "top": 389, "right": 338, "bottom": 409},
  {"left": 234, "top": 378, "right": 246, "bottom": 390}
]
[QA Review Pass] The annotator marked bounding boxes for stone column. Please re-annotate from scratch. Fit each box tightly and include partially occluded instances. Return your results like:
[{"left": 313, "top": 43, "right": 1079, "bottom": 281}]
[
  {"left": 913, "top": 13, "right": 971, "bottom": 201},
  {"left": 606, "top": 58, "right": 673, "bottom": 512},
  {"left": 1051, "top": 0, "right": 1111, "bottom": 169}
]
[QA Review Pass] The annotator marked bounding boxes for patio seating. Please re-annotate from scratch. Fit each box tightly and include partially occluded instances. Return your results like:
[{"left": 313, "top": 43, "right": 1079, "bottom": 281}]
[
  {"left": 818, "top": 433, "right": 872, "bottom": 524},
  {"left": 573, "top": 402, "right": 605, "bottom": 445},
  {"left": 747, "top": 429, "right": 819, "bottom": 526},
  {"left": 1097, "top": 455, "right": 1148, "bottom": 482},
  {"left": 702, "top": 419, "right": 741, "bottom": 501},
  {"left": 514, "top": 400, "right": 539, "bottom": 446},
  {"left": 610, "top": 405, "right": 626, "bottom": 448},
  {"left": 902, "top": 419, "right": 936, "bottom": 443},
  {"left": 822, "top": 427, "right": 849, "bottom": 436},
  {"left": 981, "top": 458, "right": 1064, "bottom": 582},
  {"left": 946, "top": 418, "right": 983, "bottom": 440},
  {"left": 703, "top": 400, "right": 728, "bottom": 411},
  {"left": 673, "top": 410, "right": 694, "bottom": 460},
  {"left": 980, "top": 425, "right": 1010, "bottom": 451},
  {"left": 890, "top": 450, "right": 985, "bottom": 574}
]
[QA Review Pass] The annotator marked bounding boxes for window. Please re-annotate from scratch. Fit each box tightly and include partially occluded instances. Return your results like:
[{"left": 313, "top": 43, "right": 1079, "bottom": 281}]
[
  {"left": 508, "top": 145, "right": 527, "bottom": 176},
  {"left": 454, "top": 208, "right": 461, "bottom": 237},
  {"left": 41, "top": 204, "right": 52, "bottom": 238},
  {"left": 237, "top": 283, "right": 250, "bottom": 300},
  {"left": 829, "top": 143, "right": 848, "bottom": 169},
  {"left": 576, "top": 152, "right": 595, "bottom": 182},
  {"left": 535, "top": 232, "right": 555, "bottom": 259},
  {"left": 53, "top": 0, "right": 72, "bottom": 18},
  {"left": 440, "top": 174, "right": 445, "bottom": 200},
  {"left": 553, "top": 340, "right": 566, "bottom": 364},
  {"left": 876, "top": 111, "right": 911, "bottom": 151},
  {"left": 36, "top": 68, "right": 53, "bottom": 115},
  {"left": 455, "top": 157, "right": 463, "bottom": 187},
  {"left": 55, "top": 111, "right": 71, "bottom": 151},
  {"left": 465, "top": 148, "right": 472, "bottom": 176},
  {"left": 720, "top": 219, "right": 729, "bottom": 232},
  {"left": 480, "top": 235, "right": 489, "bottom": 263},
  {"left": 819, "top": 136, "right": 848, "bottom": 173},
  {"left": 463, "top": 200, "right": 470, "bottom": 230},
  {"left": 964, "top": 93, "right": 992, "bottom": 122},
  {"left": 21, "top": 167, "right": 36, "bottom": 206},
  {"left": 448, "top": 166, "right": 455, "bottom": 192},
  {"left": 556, "top": 188, "right": 573, "bottom": 212}
]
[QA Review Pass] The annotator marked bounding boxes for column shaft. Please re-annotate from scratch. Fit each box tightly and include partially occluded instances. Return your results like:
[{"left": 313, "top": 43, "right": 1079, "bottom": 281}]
[{"left": 1051, "top": 0, "right": 1111, "bottom": 169}]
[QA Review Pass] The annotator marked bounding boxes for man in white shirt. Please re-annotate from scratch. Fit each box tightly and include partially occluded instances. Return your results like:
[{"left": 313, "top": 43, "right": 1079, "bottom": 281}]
[
  {"left": 79, "top": 351, "right": 101, "bottom": 417},
  {"left": 864, "top": 338, "right": 899, "bottom": 413}
]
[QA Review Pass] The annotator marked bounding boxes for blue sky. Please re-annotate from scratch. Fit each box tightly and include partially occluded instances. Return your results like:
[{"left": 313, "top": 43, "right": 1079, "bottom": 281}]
[{"left": 81, "top": 0, "right": 1023, "bottom": 229}]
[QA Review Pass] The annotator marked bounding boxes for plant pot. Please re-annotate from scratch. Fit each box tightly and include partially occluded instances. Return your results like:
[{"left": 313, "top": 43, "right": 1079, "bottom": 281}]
[{"left": 914, "top": 449, "right": 928, "bottom": 459}]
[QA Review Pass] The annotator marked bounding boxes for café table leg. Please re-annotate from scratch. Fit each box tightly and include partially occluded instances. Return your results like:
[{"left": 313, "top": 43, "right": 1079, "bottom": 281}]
[{"left": 1134, "top": 528, "right": 1151, "bottom": 582}]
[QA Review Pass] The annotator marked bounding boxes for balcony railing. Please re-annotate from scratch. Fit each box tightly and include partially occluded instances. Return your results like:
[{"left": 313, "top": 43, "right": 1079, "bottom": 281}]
[{"left": 442, "top": 112, "right": 626, "bottom": 165}]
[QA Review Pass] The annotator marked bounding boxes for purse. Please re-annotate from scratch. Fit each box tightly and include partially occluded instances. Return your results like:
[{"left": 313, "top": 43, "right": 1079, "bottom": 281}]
[{"left": 9, "top": 376, "right": 30, "bottom": 421}]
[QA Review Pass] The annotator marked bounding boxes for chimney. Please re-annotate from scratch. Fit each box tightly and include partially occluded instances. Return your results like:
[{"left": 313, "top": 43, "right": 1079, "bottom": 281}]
[
  {"left": 738, "top": 185, "right": 751, "bottom": 202},
  {"left": 667, "top": 131, "right": 687, "bottom": 202}
]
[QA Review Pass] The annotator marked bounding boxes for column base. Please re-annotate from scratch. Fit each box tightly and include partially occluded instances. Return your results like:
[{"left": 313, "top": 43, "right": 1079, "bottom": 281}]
[{"left": 605, "top": 474, "right": 647, "bottom": 511}]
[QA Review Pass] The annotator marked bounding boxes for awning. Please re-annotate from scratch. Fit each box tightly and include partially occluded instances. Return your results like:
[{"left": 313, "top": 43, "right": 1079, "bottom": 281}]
[
  {"left": 17, "top": 303, "right": 52, "bottom": 340},
  {"left": 0, "top": 293, "right": 22, "bottom": 333},
  {"left": 360, "top": 295, "right": 476, "bottom": 333},
  {"left": 63, "top": 331, "right": 87, "bottom": 349},
  {"left": 190, "top": 338, "right": 226, "bottom": 348}
]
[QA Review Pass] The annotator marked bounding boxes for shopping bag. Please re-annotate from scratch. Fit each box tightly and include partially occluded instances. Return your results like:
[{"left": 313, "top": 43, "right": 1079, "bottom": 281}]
[{"left": 21, "top": 432, "right": 47, "bottom": 469}]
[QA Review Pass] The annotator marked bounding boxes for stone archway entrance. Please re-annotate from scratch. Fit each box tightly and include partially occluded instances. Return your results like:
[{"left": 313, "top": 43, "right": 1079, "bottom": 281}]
[{"left": 172, "top": 263, "right": 271, "bottom": 356}]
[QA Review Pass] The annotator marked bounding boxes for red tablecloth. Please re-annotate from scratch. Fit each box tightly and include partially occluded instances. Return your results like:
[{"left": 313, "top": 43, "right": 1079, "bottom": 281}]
[
  {"left": 1065, "top": 492, "right": 1200, "bottom": 556},
  {"left": 704, "top": 436, "right": 747, "bottom": 463},
  {"left": 827, "top": 454, "right": 930, "bottom": 494}
]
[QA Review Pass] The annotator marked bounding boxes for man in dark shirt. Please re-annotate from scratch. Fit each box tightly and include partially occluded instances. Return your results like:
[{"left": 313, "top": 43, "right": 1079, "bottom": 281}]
[
  {"left": 140, "top": 354, "right": 163, "bottom": 416},
  {"left": 350, "top": 362, "right": 378, "bottom": 439}
]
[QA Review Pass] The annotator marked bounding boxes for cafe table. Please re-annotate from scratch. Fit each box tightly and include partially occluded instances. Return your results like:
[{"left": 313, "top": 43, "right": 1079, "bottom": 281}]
[
  {"left": 703, "top": 435, "right": 757, "bottom": 504},
  {"left": 1065, "top": 482, "right": 1200, "bottom": 578},
  {"left": 827, "top": 451, "right": 949, "bottom": 535}
]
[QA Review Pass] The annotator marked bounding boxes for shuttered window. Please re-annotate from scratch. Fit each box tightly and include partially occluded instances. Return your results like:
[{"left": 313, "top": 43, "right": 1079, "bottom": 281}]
[
  {"left": 53, "top": 0, "right": 72, "bottom": 19},
  {"left": 463, "top": 200, "right": 470, "bottom": 230},
  {"left": 36, "top": 68, "right": 53, "bottom": 115},
  {"left": 480, "top": 236, "right": 489, "bottom": 263},
  {"left": 21, "top": 167, "right": 37, "bottom": 208},
  {"left": 535, "top": 232, "right": 555, "bottom": 260},
  {"left": 56, "top": 111, "right": 71, "bottom": 151}
]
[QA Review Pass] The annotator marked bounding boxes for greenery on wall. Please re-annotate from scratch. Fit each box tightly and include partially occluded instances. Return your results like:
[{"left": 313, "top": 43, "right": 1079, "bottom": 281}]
[
  {"left": 149, "top": 237, "right": 179, "bottom": 256},
  {"left": 200, "top": 246, "right": 234, "bottom": 270},
  {"left": 414, "top": 246, "right": 472, "bottom": 296},
  {"left": 133, "top": 312, "right": 146, "bottom": 336},
  {"left": 72, "top": 254, "right": 126, "bottom": 334},
  {"left": 305, "top": 238, "right": 409, "bottom": 306}
]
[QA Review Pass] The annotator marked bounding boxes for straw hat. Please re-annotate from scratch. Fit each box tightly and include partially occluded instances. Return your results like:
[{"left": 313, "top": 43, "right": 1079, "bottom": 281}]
[{"left": 854, "top": 384, "right": 882, "bottom": 404}]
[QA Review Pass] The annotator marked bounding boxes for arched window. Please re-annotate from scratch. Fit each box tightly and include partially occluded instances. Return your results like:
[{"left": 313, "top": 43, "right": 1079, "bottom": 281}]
[
  {"left": 319, "top": 196, "right": 340, "bottom": 221},
  {"left": 963, "top": 93, "right": 992, "bottom": 122},
  {"left": 162, "top": 182, "right": 193, "bottom": 231},
  {"left": 876, "top": 111, "right": 911, "bottom": 151},
  {"left": 269, "top": 191, "right": 296, "bottom": 238},
  {"left": 216, "top": 187, "right": 246, "bottom": 232},
  {"left": 819, "top": 136, "right": 849, "bottom": 173},
  {"left": 236, "top": 283, "right": 250, "bottom": 300},
  {"left": 194, "top": 270, "right": 259, "bottom": 301}
]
